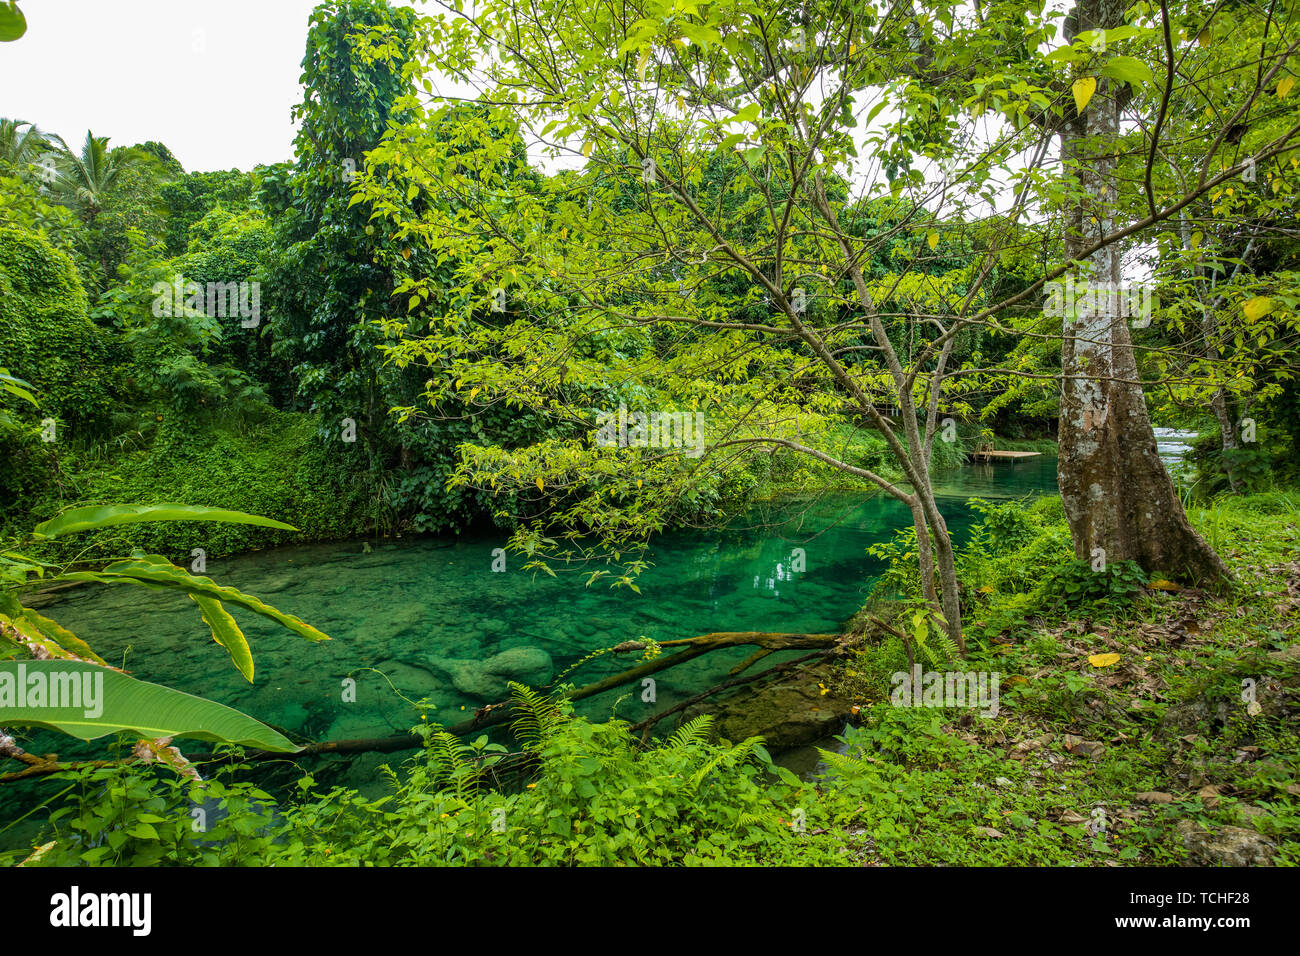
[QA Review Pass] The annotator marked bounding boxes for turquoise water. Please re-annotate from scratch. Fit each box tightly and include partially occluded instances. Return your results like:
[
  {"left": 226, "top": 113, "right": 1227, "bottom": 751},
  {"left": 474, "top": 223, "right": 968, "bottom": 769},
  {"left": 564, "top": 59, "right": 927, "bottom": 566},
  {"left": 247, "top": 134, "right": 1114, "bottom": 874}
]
[
  {"left": 0, "top": 456, "right": 1057, "bottom": 840},
  {"left": 38, "top": 456, "right": 1057, "bottom": 740}
]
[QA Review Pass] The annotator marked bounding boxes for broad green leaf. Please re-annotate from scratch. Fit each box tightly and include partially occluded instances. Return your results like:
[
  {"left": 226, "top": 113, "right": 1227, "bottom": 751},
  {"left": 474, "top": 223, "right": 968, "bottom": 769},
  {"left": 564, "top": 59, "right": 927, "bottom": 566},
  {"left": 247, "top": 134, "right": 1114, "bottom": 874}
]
[
  {"left": 0, "top": 2, "right": 25, "bottom": 42},
  {"left": 192, "top": 595, "right": 254, "bottom": 682},
  {"left": 1243, "top": 296, "right": 1273, "bottom": 322},
  {"left": 0, "top": 612, "right": 66, "bottom": 661},
  {"left": 17, "top": 609, "right": 109, "bottom": 666},
  {"left": 1, "top": 594, "right": 84, "bottom": 662},
  {"left": 0, "top": 661, "right": 299, "bottom": 751},
  {"left": 1043, "top": 46, "right": 1082, "bottom": 65},
  {"left": 34, "top": 503, "right": 298, "bottom": 539},
  {"left": 0, "top": 369, "right": 38, "bottom": 407},
  {"left": 57, "top": 555, "right": 330, "bottom": 644},
  {"left": 1101, "top": 56, "right": 1154, "bottom": 86}
]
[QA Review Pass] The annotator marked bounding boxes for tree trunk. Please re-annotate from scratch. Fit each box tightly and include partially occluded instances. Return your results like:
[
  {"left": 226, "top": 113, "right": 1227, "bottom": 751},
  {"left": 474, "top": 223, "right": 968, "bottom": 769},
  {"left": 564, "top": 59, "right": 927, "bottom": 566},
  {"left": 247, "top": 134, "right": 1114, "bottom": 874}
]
[
  {"left": 1210, "top": 388, "right": 1244, "bottom": 493},
  {"left": 1057, "top": 0, "right": 1231, "bottom": 584}
]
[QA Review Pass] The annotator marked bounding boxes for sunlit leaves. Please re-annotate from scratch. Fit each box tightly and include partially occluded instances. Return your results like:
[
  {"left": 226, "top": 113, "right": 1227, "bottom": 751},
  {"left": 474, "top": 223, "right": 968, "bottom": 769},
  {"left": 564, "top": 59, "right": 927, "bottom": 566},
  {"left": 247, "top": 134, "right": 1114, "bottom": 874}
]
[
  {"left": 0, "top": 1, "right": 25, "bottom": 42},
  {"left": 1100, "top": 56, "right": 1154, "bottom": 87},
  {"left": 1243, "top": 296, "right": 1274, "bottom": 323},
  {"left": 33, "top": 503, "right": 298, "bottom": 539},
  {"left": 0, "top": 661, "right": 299, "bottom": 751}
]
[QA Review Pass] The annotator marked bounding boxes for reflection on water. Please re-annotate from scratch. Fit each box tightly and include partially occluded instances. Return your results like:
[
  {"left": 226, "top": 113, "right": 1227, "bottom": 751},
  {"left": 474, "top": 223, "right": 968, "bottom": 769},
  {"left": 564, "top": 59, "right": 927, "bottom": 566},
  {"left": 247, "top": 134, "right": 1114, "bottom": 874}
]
[{"left": 753, "top": 546, "right": 806, "bottom": 597}]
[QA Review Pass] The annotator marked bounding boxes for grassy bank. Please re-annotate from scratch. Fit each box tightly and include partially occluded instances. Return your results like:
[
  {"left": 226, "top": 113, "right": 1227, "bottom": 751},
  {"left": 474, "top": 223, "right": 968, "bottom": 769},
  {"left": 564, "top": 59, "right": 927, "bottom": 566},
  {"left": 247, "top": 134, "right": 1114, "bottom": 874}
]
[{"left": 826, "top": 489, "right": 1299, "bottom": 864}]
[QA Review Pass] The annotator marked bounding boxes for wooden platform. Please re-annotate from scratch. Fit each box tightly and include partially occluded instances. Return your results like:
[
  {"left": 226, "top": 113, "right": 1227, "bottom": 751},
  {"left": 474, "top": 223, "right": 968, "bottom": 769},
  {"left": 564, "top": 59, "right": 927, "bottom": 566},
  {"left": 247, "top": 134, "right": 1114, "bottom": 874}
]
[{"left": 972, "top": 444, "right": 1043, "bottom": 462}]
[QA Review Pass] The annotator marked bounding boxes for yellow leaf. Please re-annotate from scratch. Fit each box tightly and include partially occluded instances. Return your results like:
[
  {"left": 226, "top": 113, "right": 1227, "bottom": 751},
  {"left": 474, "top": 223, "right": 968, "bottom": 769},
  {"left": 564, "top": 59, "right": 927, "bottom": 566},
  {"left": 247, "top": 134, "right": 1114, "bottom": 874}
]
[
  {"left": 1072, "top": 77, "right": 1097, "bottom": 114},
  {"left": 1197, "top": 29, "right": 1211, "bottom": 47},
  {"left": 535, "top": 477, "right": 544, "bottom": 492},
  {"left": 1243, "top": 296, "right": 1274, "bottom": 323},
  {"left": 927, "top": 230, "right": 939, "bottom": 251},
  {"left": 1148, "top": 578, "right": 1181, "bottom": 591},
  {"left": 1279, "top": 76, "right": 1295, "bottom": 99},
  {"left": 636, "top": 479, "right": 643, "bottom": 489},
  {"left": 1088, "top": 653, "right": 1122, "bottom": 668}
]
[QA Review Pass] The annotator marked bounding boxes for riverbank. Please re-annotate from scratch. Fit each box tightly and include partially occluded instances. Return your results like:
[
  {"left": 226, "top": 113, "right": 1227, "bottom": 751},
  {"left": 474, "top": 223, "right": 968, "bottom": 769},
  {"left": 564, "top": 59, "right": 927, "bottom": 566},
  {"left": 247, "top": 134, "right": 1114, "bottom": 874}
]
[{"left": 806, "top": 488, "right": 1300, "bottom": 864}]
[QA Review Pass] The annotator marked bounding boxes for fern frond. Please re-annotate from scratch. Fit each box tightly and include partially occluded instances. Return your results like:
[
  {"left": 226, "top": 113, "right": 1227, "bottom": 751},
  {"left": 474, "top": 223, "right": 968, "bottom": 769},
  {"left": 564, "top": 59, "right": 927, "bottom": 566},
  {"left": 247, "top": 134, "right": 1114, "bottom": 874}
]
[
  {"left": 814, "top": 747, "right": 860, "bottom": 777},
  {"left": 509, "top": 681, "right": 565, "bottom": 750},
  {"left": 423, "top": 730, "right": 467, "bottom": 782},
  {"left": 665, "top": 714, "right": 714, "bottom": 754},
  {"left": 689, "top": 734, "right": 765, "bottom": 789}
]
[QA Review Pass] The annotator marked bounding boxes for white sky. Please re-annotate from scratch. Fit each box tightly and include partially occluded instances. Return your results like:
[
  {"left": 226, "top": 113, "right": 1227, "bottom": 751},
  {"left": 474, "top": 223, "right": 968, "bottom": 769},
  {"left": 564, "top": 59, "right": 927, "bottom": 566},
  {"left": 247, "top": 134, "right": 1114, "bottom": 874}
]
[
  {"left": 0, "top": 0, "right": 1073, "bottom": 241},
  {"left": 0, "top": 0, "right": 327, "bottom": 172}
]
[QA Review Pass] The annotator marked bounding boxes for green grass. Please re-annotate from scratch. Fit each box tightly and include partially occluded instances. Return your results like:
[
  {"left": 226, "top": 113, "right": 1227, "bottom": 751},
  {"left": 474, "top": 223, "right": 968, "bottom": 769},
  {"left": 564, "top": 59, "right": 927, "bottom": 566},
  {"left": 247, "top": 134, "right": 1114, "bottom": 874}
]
[{"left": 825, "top": 488, "right": 1300, "bottom": 865}]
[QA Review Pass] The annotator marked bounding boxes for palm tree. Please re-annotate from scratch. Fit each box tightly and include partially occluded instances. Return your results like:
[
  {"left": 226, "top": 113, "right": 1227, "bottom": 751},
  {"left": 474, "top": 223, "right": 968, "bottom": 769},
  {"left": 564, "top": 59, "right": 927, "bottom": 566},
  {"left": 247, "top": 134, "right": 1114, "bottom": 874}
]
[
  {"left": 36, "top": 130, "right": 173, "bottom": 290},
  {"left": 45, "top": 130, "right": 135, "bottom": 223},
  {"left": 0, "top": 117, "right": 49, "bottom": 170}
]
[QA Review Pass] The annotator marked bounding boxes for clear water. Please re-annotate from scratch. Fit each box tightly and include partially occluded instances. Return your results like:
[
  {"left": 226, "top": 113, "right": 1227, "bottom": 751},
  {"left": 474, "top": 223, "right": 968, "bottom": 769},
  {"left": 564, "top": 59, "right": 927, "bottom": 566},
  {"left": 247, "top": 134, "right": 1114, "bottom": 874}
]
[
  {"left": 0, "top": 455, "right": 1058, "bottom": 840},
  {"left": 1153, "top": 427, "right": 1198, "bottom": 469}
]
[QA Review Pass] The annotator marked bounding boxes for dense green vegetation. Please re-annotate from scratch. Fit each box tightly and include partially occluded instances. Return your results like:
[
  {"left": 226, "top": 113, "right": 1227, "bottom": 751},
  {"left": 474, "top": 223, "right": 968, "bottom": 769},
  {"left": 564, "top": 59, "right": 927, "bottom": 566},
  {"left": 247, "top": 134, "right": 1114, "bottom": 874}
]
[
  {"left": 5, "top": 492, "right": 1294, "bottom": 867},
  {"left": 2, "top": 0, "right": 1298, "bottom": 869}
]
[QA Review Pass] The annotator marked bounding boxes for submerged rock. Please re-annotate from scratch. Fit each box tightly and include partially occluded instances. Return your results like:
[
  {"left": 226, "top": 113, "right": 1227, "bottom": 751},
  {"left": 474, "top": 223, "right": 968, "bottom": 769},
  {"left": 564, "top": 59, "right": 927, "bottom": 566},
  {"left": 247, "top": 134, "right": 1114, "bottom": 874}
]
[
  {"left": 324, "top": 709, "right": 403, "bottom": 742},
  {"left": 426, "top": 647, "right": 554, "bottom": 701},
  {"left": 372, "top": 660, "right": 437, "bottom": 698}
]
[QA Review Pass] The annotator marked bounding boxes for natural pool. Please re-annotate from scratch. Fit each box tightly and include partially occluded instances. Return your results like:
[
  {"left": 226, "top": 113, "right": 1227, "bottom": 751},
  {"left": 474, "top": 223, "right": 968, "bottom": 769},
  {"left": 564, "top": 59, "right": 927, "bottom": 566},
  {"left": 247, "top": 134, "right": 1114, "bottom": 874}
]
[{"left": 0, "top": 456, "right": 1059, "bottom": 841}]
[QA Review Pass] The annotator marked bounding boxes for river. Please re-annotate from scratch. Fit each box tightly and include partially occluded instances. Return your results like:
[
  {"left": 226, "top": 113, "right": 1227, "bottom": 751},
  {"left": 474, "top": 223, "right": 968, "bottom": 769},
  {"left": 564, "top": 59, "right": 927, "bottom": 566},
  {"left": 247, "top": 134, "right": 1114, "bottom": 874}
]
[{"left": 0, "top": 455, "right": 1059, "bottom": 841}]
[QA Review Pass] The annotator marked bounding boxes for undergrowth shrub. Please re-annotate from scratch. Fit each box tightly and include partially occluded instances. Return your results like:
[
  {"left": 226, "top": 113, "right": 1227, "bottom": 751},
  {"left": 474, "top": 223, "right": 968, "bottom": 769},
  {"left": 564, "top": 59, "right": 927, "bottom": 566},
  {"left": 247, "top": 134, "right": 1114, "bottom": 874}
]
[
  {"left": 20, "top": 409, "right": 373, "bottom": 561},
  {"left": 18, "top": 685, "right": 829, "bottom": 867}
]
